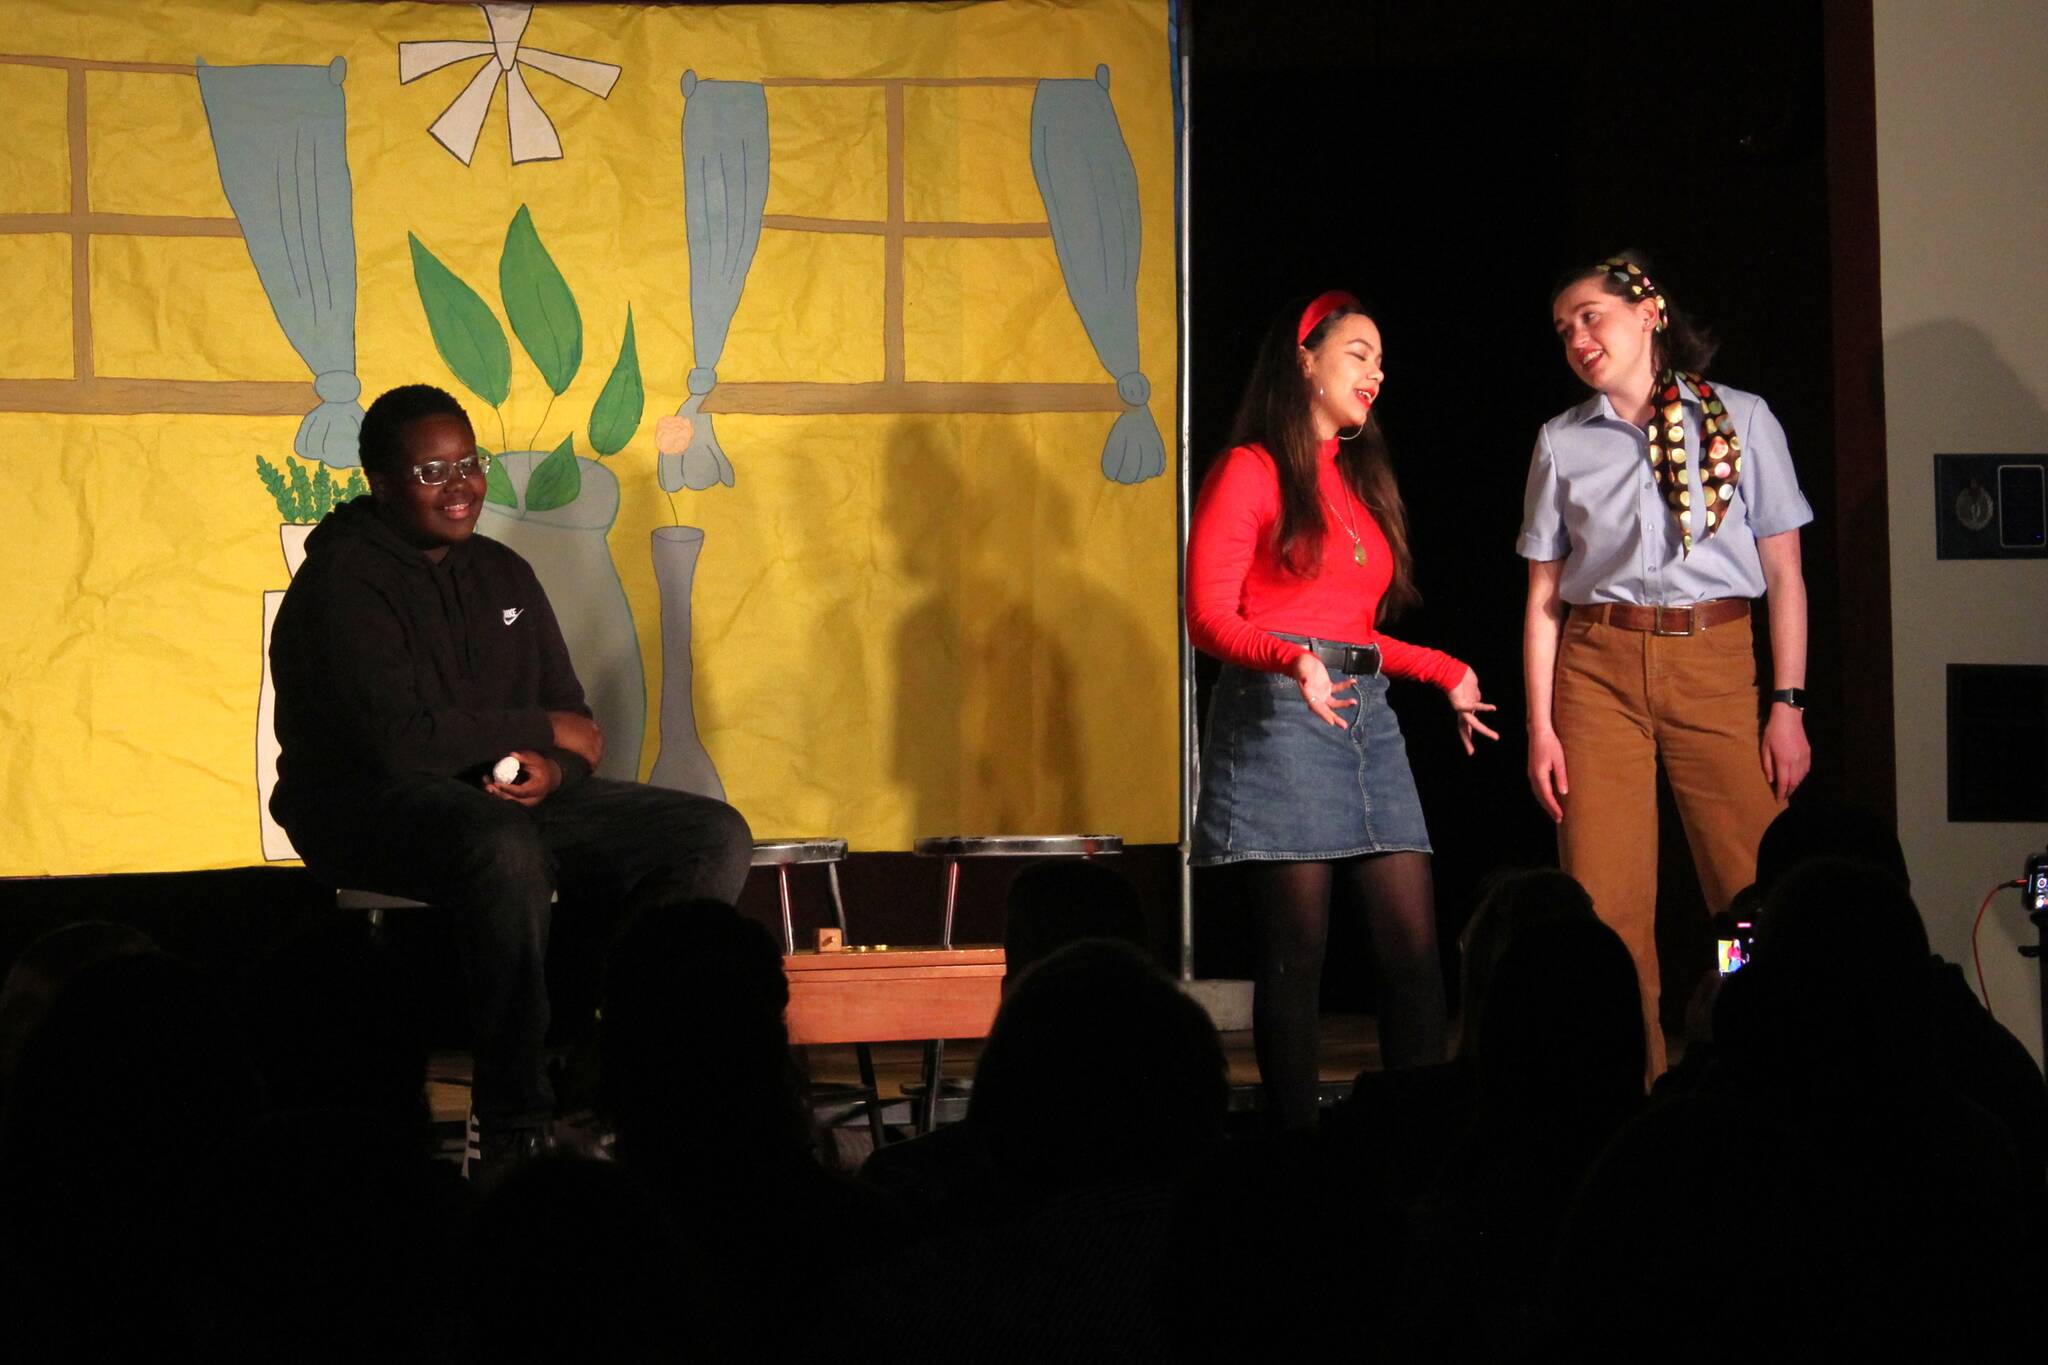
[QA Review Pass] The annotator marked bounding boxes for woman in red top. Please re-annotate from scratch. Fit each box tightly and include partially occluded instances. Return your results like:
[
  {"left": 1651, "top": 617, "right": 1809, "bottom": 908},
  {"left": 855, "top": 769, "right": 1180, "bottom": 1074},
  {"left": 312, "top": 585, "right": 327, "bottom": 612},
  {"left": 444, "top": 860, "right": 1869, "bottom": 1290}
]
[{"left": 1188, "top": 290, "right": 1496, "bottom": 1129}]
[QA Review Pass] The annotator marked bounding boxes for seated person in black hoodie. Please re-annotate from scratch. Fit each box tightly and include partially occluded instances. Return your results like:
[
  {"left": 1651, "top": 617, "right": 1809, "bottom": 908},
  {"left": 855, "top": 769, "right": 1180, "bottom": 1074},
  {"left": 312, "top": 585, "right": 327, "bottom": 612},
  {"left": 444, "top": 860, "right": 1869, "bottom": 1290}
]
[{"left": 268, "top": 384, "right": 752, "bottom": 1164}]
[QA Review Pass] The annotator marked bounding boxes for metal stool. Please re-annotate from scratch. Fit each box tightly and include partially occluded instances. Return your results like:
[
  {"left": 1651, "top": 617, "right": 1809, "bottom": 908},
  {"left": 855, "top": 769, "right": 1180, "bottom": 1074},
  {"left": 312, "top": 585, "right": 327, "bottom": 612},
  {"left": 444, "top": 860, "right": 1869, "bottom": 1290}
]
[
  {"left": 335, "top": 887, "right": 430, "bottom": 940},
  {"left": 907, "top": 834, "right": 1124, "bottom": 1131},
  {"left": 336, "top": 887, "right": 557, "bottom": 941},
  {"left": 752, "top": 838, "right": 889, "bottom": 1149}
]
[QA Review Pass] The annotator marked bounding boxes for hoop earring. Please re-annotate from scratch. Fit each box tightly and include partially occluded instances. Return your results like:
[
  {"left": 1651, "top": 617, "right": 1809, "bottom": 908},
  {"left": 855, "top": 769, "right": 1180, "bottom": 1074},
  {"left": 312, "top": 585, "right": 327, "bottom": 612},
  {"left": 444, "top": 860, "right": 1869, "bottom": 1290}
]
[{"left": 1337, "top": 422, "right": 1364, "bottom": 441}]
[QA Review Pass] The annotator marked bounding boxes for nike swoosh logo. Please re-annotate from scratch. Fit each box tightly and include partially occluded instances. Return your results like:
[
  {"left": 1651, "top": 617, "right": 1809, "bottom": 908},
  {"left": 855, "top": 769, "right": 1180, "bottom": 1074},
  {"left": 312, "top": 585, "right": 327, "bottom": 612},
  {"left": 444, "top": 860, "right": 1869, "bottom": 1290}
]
[{"left": 502, "top": 607, "right": 523, "bottom": 626}]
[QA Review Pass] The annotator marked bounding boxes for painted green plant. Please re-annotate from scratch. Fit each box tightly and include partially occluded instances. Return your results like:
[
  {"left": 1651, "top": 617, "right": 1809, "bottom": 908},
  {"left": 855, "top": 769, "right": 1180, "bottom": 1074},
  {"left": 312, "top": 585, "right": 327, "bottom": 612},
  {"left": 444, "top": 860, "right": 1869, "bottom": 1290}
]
[
  {"left": 258, "top": 453, "right": 367, "bottom": 523},
  {"left": 407, "top": 205, "right": 645, "bottom": 513}
]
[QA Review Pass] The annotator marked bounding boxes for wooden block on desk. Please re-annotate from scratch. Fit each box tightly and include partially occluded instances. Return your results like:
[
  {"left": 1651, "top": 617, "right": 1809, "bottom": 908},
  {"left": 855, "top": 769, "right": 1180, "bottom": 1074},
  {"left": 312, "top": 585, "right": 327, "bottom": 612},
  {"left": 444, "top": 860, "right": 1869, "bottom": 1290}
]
[
  {"left": 816, "top": 927, "right": 844, "bottom": 951},
  {"left": 783, "top": 946, "right": 1006, "bottom": 1045}
]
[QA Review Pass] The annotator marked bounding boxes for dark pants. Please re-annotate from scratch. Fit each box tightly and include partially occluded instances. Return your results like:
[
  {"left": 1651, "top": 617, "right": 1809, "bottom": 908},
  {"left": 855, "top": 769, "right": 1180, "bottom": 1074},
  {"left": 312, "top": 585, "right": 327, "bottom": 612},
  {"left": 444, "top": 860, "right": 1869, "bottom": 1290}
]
[{"left": 279, "top": 775, "right": 753, "bottom": 1129}]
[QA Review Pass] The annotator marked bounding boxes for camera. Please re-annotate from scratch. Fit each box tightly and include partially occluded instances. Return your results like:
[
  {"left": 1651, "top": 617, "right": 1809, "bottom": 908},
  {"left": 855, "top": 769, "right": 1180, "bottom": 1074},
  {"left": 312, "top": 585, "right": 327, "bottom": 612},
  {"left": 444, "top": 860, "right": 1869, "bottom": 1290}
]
[{"left": 2028, "top": 849, "right": 2048, "bottom": 918}]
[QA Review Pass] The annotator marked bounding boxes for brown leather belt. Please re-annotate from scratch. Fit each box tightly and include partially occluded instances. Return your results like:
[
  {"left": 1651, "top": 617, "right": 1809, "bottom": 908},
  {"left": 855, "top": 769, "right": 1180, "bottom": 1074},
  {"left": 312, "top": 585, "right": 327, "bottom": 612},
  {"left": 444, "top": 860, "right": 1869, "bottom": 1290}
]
[{"left": 1573, "top": 598, "right": 1749, "bottom": 637}]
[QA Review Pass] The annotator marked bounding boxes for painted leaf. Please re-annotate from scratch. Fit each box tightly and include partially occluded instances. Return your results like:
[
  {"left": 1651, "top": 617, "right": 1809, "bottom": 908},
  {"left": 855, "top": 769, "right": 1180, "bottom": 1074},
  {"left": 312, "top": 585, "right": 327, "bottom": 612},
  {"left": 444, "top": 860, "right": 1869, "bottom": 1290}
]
[
  {"left": 587, "top": 306, "right": 643, "bottom": 457},
  {"left": 256, "top": 456, "right": 289, "bottom": 518},
  {"left": 286, "top": 457, "right": 313, "bottom": 520},
  {"left": 480, "top": 444, "right": 517, "bottom": 508},
  {"left": 500, "top": 206, "right": 582, "bottom": 397},
  {"left": 409, "top": 233, "right": 511, "bottom": 406},
  {"left": 522, "top": 433, "right": 582, "bottom": 512}
]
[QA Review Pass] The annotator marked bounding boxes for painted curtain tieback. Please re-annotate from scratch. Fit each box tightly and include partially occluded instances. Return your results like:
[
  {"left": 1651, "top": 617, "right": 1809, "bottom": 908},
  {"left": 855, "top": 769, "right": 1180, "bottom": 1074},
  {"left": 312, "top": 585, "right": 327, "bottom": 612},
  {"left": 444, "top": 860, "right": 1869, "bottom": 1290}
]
[
  {"left": 196, "top": 56, "right": 363, "bottom": 468},
  {"left": 1033, "top": 65, "right": 1163, "bottom": 485},
  {"left": 670, "top": 72, "right": 768, "bottom": 491},
  {"left": 399, "top": 2, "right": 622, "bottom": 166}
]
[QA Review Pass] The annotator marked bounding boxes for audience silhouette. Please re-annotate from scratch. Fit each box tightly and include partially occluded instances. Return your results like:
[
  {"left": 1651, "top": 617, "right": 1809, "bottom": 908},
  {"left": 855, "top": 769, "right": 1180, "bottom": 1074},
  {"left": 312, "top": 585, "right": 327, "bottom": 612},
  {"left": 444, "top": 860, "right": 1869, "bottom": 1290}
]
[
  {"left": 1, "top": 816, "right": 2040, "bottom": 1361},
  {"left": 598, "top": 899, "right": 910, "bottom": 1361}
]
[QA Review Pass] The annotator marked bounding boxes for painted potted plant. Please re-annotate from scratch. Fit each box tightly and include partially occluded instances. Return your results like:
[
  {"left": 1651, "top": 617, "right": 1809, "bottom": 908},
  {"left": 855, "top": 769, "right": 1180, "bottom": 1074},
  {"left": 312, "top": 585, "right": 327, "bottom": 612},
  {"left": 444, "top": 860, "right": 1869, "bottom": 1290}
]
[
  {"left": 409, "top": 205, "right": 649, "bottom": 781},
  {"left": 258, "top": 453, "right": 366, "bottom": 577}
]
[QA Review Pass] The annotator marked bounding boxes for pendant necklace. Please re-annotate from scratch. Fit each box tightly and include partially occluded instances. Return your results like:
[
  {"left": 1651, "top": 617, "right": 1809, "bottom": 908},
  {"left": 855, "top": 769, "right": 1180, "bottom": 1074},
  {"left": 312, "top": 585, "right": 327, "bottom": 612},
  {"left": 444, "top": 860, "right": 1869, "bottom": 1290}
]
[{"left": 1321, "top": 481, "right": 1368, "bottom": 567}]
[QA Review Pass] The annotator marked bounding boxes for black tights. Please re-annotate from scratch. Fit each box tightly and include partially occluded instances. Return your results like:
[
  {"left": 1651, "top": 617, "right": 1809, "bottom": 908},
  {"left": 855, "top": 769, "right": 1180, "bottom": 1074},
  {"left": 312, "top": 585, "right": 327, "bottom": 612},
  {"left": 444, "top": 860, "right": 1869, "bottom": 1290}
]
[{"left": 1248, "top": 852, "right": 1446, "bottom": 1131}]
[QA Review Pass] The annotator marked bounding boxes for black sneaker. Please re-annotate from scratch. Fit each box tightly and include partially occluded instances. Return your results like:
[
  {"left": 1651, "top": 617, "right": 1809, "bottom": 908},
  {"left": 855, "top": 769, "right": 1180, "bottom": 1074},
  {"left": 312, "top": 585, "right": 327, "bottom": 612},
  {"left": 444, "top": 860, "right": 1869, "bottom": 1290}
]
[{"left": 471, "top": 1120, "right": 551, "bottom": 1186}]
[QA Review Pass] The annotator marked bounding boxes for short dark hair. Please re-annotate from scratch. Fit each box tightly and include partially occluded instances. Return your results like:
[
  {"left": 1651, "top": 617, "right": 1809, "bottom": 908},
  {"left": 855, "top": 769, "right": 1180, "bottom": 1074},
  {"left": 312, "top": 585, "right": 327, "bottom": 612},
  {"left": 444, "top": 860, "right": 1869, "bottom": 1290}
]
[
  {"left": 1753, "top": 801, "right": 1911, "bottom": 896},
  {"left": 358, "top": 384, "right": 469, "bottom": 480},
  {"left": 1002, "top": 860, "right": 1147, "bottom": 984}
]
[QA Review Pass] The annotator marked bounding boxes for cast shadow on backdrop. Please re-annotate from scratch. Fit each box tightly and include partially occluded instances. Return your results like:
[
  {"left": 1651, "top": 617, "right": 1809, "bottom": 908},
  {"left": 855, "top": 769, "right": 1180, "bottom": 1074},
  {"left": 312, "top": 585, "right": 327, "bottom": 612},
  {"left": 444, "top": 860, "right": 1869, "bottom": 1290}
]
[{"left": 883, "top": 419, "right": 1167, "bottom": 845}]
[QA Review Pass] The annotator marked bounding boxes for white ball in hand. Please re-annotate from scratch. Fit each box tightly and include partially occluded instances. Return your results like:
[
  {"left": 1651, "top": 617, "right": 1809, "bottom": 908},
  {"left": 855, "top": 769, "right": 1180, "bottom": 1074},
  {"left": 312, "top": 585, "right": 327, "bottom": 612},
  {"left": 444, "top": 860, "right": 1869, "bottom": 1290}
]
[{"left": 492, "top": 755, "right": 522, "bottom": 785}]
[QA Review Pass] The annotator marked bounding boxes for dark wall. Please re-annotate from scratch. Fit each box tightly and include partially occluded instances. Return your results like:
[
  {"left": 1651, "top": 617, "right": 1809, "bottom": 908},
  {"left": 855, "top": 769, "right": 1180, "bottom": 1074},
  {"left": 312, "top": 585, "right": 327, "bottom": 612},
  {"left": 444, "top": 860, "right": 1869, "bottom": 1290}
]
[{"left": 1184, "top": 0, "right": 1846, "bottom": 1015}]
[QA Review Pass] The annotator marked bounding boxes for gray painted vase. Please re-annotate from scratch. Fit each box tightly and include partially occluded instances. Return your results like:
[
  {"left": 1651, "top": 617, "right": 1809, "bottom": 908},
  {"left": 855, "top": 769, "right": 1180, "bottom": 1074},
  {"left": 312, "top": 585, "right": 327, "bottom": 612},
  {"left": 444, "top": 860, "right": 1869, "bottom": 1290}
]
[
  {"left": 477, "top": 453, "right": 645, "bottom": 782},
  {"left": 648, "top": 525, "right": 724, "bottom": 800}
]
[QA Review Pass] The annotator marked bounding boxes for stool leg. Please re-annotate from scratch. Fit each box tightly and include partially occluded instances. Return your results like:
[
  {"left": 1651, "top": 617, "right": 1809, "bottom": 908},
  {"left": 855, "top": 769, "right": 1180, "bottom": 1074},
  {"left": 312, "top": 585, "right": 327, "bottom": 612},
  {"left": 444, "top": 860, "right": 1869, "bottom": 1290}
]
[
  {"left": 826, "top": 861, "right": 888, "bottom": 1146},
  {"left": 941, "top": 859, "right": 960, "bottom": 949},
  {"left": 919, "top": 1039, "right": 945, "bottom": 1134},
  {"left": 826, "top": 862, "right": 851, "bottom": 937},
  {"left": 856, "top": 1043, "right": 887, "bottom": 1148},
  {"left": 776, "top": 866, "right": 796, "bottom": 955}
]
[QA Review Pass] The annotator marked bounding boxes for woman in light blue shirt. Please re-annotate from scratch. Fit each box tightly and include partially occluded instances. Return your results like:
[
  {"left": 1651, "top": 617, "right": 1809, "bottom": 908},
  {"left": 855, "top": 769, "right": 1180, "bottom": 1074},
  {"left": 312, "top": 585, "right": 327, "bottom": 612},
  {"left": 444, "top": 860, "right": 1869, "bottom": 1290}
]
[{"left": 1517, "top": 254, "right": 1813, "bottom": 1077}]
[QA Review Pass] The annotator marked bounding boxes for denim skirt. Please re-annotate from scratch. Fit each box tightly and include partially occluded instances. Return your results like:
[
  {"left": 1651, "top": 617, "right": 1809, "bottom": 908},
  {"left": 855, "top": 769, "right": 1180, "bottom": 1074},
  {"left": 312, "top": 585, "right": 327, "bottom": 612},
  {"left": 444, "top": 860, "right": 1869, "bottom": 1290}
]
[{"left": 1191, "top": 647, "right": 1432, "bottom": 865}]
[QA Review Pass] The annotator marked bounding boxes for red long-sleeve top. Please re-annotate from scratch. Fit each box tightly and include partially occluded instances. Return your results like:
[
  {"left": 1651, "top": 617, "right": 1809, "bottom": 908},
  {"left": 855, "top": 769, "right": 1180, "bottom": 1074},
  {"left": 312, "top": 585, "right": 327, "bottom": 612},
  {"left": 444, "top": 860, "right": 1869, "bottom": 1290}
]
[{"left": 1186, "top": 440, "right": 1467, "bottom": 689}]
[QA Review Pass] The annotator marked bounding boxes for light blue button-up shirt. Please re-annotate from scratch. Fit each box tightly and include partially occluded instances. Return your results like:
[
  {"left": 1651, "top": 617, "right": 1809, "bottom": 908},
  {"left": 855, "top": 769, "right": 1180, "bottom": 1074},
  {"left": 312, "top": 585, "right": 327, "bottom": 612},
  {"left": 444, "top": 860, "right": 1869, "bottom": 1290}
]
[{"left": 1515, "top": 380, "right": 1813, "bottom": 606}]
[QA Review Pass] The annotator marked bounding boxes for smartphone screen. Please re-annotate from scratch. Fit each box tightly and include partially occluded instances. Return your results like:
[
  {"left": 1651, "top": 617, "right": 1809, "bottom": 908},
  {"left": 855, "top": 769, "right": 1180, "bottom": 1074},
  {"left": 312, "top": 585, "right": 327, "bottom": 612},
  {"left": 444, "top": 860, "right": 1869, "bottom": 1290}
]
[{"left": 1716, "top": 936, "right": 1750, "bottom": 975}]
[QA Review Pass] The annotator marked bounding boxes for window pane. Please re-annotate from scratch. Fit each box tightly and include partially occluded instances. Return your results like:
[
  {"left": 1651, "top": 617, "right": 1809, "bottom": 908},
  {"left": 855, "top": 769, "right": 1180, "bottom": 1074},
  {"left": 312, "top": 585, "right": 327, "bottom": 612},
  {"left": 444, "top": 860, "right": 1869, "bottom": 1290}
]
[
  {"left": 765, "top": 86, "right": 887, "bottom": 223},
  {"left": 904, "top": 86, "right": 1040, "bottom": 224},
  {"left": 90, "top": 235, "right": 304, "bottom": 380},
  {"left": 903, "top": 236, "right": 1097, "bottom": 384},
  {"left": 0, "top": 234, "right": 74, "bottom": 377},
  {"left": 720, "top": 229, "right": 885, "bottom": 384},
  {"left": 87, "top": 70, "right": 234, "bottom": 218},
  {"left": 0, "top": 63, "right": 70, "bottom": 214}
]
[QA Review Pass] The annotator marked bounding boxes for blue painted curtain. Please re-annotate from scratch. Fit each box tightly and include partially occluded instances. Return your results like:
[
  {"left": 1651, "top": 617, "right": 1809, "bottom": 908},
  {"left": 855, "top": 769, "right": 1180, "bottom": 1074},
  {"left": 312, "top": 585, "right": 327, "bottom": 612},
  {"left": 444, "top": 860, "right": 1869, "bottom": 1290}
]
[
  {"left": 196, "top": 57, "right": 362, "bottom": 467},
  {"left": 1032, "top": 66, "right": 1161, "bottom": 485},
  {"left": 668, "top": 71, "right": 769, "bottom": 492}
]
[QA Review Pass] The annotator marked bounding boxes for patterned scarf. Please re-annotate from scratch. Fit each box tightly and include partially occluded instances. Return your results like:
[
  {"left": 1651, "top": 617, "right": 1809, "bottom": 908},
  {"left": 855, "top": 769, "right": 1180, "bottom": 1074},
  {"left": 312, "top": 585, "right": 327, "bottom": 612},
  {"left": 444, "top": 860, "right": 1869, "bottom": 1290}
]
[{"left": 1604, "top": 259, "right": 1741, "bottom": 553}]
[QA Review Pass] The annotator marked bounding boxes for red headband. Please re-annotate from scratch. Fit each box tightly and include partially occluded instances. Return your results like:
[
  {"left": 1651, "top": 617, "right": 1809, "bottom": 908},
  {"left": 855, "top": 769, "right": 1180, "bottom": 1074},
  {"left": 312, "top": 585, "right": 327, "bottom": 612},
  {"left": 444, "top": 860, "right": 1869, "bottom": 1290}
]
[{"left": 1297, "top": 290, "right": 1361, "bottom": 346}]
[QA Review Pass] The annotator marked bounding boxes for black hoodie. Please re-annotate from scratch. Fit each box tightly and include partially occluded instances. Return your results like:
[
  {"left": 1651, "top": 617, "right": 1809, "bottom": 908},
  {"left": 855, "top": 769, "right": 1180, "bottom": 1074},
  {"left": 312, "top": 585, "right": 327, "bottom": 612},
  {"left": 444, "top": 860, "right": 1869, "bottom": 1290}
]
[{"left": 268, "top": 496, "right": 592, "bottom": 823}]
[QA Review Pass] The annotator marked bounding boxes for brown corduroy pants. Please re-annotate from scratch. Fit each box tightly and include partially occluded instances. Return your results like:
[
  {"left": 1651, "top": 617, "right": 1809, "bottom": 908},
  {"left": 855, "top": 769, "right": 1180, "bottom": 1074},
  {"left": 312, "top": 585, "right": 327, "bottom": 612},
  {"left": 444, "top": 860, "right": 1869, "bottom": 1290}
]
[{"left": 1553, "top": 607, "right": 1784, "bottom": 1078}]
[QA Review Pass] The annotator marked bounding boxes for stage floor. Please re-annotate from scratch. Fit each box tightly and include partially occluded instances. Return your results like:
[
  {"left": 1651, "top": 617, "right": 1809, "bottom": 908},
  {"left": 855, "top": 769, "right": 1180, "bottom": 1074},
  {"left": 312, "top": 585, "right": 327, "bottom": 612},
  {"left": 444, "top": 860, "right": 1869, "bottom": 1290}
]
[{"left": 426, "top": 1015, "right": 1389, "bottom": 1136}]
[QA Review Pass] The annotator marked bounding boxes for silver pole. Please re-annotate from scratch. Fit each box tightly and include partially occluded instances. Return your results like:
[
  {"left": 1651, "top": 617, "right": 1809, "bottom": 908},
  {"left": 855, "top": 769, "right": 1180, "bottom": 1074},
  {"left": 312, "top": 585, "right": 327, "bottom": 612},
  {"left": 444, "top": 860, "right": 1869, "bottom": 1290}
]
[{"left": 1175, "top": 8, "right": 1197, "bottom": 983}]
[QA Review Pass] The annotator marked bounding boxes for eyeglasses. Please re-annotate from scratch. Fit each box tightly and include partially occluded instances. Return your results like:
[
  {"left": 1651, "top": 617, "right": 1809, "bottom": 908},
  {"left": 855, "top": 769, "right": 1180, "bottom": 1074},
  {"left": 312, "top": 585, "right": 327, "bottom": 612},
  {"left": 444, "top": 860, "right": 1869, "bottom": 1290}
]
[{"left": 407, "top": 452, "right": 492, "bottom": 486}]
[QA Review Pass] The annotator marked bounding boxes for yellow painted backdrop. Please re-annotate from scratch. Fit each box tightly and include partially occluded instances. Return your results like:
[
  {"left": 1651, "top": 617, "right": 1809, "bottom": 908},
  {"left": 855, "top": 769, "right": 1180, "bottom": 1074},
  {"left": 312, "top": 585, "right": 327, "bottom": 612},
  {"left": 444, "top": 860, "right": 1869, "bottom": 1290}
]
[{"left": 0, "top": 0, "right": 1180, "bottom": 874}]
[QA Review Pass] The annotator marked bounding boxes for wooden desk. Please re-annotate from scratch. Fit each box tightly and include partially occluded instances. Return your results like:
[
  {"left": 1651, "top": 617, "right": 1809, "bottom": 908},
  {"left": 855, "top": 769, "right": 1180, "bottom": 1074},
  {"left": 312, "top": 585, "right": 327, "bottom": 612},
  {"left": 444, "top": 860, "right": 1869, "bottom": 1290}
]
[{"left": 783, "top": 946, "right": 1005, "bottom": 1045}]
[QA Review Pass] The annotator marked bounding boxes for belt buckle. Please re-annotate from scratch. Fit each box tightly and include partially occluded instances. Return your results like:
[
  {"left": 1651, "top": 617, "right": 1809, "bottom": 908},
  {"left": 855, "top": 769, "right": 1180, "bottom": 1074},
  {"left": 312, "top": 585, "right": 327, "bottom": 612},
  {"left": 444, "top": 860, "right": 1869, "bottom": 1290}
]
[{"left": 1652, "top": 604, "right": 1696, "bottom": 637}]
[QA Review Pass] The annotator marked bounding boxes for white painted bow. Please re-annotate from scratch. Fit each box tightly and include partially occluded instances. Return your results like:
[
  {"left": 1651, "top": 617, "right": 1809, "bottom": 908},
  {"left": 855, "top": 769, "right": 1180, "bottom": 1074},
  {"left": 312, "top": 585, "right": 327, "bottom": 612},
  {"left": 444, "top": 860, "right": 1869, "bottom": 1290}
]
[{"left": 398, "top": 3, "right": 622, "bottom": 165}]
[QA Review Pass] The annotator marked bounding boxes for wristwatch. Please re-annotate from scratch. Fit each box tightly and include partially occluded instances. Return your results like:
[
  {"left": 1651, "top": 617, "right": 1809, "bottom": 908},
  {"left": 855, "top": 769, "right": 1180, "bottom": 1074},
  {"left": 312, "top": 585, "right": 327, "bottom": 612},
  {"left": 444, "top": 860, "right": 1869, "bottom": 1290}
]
[{"left": 1769, "top": 688, "right": 1808, "bottom": 711}]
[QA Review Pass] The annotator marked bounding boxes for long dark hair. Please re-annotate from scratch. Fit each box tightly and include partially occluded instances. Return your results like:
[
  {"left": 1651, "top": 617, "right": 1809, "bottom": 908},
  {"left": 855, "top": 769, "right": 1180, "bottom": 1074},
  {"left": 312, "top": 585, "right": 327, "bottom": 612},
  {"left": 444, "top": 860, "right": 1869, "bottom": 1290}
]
[
  {"left": 1552, "top": 250, "right": 1719, "bottom": 375},
  {"left": 1226, "top": 295, "right": 1419, "bottom": 619}
]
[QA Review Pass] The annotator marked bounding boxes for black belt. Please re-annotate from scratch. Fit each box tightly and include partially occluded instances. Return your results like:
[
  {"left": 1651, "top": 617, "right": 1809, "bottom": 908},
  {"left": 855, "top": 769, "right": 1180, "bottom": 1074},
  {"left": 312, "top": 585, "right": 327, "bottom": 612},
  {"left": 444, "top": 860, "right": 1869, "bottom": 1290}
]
[{"left": 1303, "top": 639, "right": 1382, "bottom": 676}]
